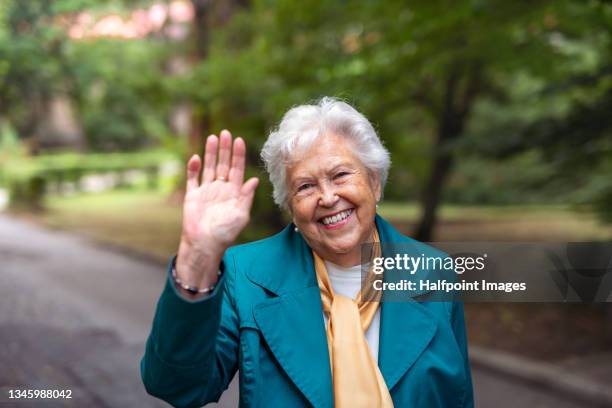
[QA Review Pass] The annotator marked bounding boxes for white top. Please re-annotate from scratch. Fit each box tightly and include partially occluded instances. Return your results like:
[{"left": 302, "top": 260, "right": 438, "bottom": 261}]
[{"left": 323, "top": 261, "right": 381, "bottom": 363}]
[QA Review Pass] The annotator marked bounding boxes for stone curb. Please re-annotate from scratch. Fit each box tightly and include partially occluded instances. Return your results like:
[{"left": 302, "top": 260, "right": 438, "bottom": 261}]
[{"left": 469, "top": 345, "right": 612, "bottom": 407}]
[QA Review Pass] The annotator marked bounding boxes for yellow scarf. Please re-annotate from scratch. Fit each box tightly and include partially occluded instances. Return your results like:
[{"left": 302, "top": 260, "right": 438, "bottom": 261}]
[{"left": 312, "top": 228, "right": 394, "bottom": 408}]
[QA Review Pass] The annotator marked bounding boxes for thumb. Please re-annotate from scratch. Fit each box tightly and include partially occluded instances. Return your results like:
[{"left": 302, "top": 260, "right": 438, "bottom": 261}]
[{"left": 240, "top": 177, "right": 259, "bottom": 211}]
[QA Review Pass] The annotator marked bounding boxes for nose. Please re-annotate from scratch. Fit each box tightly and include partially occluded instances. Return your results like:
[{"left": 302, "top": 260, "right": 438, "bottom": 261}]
[{"left": 318, "top": 182, "right": 339, "bottom": 208}]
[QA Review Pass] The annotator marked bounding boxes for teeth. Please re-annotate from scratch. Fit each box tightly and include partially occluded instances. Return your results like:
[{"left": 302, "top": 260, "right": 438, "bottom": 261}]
[{"left": 321, "top": 209, "right": 352, "bottom": 225}]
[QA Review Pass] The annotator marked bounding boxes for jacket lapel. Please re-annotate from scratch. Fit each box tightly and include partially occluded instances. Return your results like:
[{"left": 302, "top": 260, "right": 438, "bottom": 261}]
[
  {"left": 253, "top": 287, "right": 333, "bottom": 408},
  {"left": 248, "top": 226, "right": 333, "bottom": 408},
  {"left": 378, "top": 301, "right": 438, "bottom": 390},
  {"left": 375, "top": 216, "right": 439, "bottom": 390}
]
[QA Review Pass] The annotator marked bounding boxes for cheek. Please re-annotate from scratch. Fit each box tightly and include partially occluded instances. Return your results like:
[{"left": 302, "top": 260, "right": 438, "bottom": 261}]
[
  {"left": 291, "top": 198, "right": 316, "bottom": 222},
  {"left": 345, "top": 181, "right": 376, "bottom": 206}
]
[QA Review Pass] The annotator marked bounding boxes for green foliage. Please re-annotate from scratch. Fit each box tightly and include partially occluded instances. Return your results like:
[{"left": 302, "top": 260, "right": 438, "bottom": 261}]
[
  {"left": 0, "top": 119, "right": 21, "bottom": 154},
  {"left": 0, "top": 1, "right": 73, "bottom": 115},
  {"left": 1, "top": 0, "right": 611, "bottom": 225},
  {"left": 457, "top": 0, "right": 612, "bottom": 220},
  {"left": 0, "top": 0, "right": 176, "bottom": 152},
  {"left": 1, "top": 149, "right": 177, "bottom": 209},
  {"left": 169, "top": 0, "right": 612, "bottom": 225},
  {"left": 183, "top": 2, "right": 543, "bottom": 190},
  {"left": 67, "top": 38, "right": 175, "bottom": 151}
]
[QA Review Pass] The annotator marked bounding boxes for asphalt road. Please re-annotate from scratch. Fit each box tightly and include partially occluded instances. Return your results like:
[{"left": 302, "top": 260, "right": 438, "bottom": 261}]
[{"left": 0, "top": 214, "right": 595, "bottom": 407}]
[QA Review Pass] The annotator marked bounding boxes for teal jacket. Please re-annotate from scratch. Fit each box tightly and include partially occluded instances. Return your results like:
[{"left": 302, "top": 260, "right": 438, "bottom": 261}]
[{"left": 141, "top": 215, "right": 474, "bottom": 407}]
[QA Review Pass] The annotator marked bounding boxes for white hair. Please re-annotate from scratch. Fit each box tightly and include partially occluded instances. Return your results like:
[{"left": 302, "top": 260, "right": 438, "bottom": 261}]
[{"left": 261, "top": 97, "right": 391, "bottom": 211}]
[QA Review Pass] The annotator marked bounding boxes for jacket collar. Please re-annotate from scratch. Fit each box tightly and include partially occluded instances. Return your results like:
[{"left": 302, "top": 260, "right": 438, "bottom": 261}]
[
  {"left": 246, "top": 222, "right": 318, "bottom": 296},
  {"left": 245, "top": 215, "right": 436, "bottom": 298},
  {"left": 248, "top": 214, "right": 438, "bottom": 406}
]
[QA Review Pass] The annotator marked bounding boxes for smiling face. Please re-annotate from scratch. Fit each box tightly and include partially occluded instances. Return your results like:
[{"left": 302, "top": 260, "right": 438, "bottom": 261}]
[{"left": 287, "top": 132, "right": 381, "bottom": 267}]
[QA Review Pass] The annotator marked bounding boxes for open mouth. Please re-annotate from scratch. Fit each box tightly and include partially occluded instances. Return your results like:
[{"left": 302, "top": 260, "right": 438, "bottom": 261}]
[{"left": 318, "top": 208, "right": 354, "bottom": 228}]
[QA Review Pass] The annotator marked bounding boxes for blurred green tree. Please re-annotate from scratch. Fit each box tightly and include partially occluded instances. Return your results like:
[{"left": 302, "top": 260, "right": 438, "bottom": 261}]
[
  {"left": 0, "top": 0, "right": 80, "bottom": 149},
  {"left": 463, "top": 1, "right": 612, "bottom": 223},
  {"left": 183, "top": 1, "right": 545, "bottom": 237},
  {"left": 0, "top": 0, "right": 175, "bottom": 152},
  {"left": 1, "top": 0, "right": 610, "bottom": 234},
  {"left": 188, "top": 0, "right": 612, "bottom": 237}
]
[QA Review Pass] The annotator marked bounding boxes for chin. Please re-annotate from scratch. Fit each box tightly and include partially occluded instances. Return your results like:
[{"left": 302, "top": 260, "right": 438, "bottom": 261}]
[{"left": 326, "top": 237, "right": 359, "bottom": 254}]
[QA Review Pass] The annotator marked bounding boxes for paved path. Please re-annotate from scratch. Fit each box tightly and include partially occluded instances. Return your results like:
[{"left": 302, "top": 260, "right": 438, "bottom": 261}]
[{"left": 0, "top": 214, "right": 601, "bottom": 407}]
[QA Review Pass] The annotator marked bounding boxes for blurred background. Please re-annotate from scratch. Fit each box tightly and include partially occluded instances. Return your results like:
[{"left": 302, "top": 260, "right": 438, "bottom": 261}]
[{"left": 1, "top": 0, "right": 611, "bottom": 407}]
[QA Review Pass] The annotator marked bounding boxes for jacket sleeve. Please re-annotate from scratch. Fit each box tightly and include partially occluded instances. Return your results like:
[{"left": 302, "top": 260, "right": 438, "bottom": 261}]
[
  {"left": 451, "top": 302, "right": 474, "bottom": 408},
  {"left": 140, "top": 252, "right": 239, "bottom": 408}
]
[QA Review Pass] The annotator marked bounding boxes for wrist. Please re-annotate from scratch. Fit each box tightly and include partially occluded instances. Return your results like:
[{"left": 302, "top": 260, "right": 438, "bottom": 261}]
[
  {"left": 178, "top": 234, "right": 226, "bottom": 260},
  {"left": 176, "top": 240, "right": 225, "bottom": 287},
  {"left": 171, "top": 261, "right": 222, "bottom": 297}
]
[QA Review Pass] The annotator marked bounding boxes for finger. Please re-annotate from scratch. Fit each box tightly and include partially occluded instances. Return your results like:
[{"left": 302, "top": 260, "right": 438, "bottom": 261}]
[
  {"left": 186, "top": 154, "right": 201, "bottom": 192},
  {"left": 228, "top": 137, "right": 246, "bottom": 186},
  {"left": 240, "top": 177, "right": 259, "bottom": 211},
  {"left": 216, "top": 129, "right": 232, "bottom": 180},
  {"left": 202, "top": 135, "right": 218, "bottom": 183}
]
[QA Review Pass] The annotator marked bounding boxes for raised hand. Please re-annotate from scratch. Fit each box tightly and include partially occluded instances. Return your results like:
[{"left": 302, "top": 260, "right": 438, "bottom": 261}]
[{"left": 176, "top": 130, "right": 259, "bottom": 292}]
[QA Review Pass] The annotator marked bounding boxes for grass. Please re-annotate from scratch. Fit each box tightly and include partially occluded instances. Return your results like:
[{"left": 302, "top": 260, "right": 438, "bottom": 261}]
[
  {"left": 378, "top": 202, "right": 612, "bottom": 241},
  {"left": 378, "top": 202, "right": 577, "bottom": 221},
  {"left": 35, "top": 191, "right": 183, "bottom": 263},
  {"left": 17, "top": 190, "right": 612, "bottom": 263}
]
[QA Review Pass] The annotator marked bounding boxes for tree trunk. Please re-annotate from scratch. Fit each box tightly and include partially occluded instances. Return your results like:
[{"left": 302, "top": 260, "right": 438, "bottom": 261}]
[
  {"left": 415, "top": 65, "right": 481, "bottom": 241},
  {"left": 37, "top": 93, "right": 85, "bottom": 151},
  {"left": 415, "top": 140, "right": 454, "bottom": 242},
  {"left": 606, "top": 304, "right": 612, "bottom": 342}
]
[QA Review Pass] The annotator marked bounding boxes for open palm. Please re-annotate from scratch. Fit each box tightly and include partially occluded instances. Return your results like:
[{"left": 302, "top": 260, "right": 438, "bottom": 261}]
[{"left": 181, "top": 130, "right": 259, "bottom": 252}]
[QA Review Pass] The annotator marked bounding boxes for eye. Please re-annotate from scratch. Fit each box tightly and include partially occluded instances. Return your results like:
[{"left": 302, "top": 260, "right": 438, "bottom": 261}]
[
  {"left": 334, "top": 171, "right": 349, "bottom": 180},
  {"left": 297, "top": 183, "right": 314, "bottom": 192}
]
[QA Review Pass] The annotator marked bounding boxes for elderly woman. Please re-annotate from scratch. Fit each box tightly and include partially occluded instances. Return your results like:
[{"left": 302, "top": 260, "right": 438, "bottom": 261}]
[{"left": 141, "top": 98, "right": 473, "bottom": 407}]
